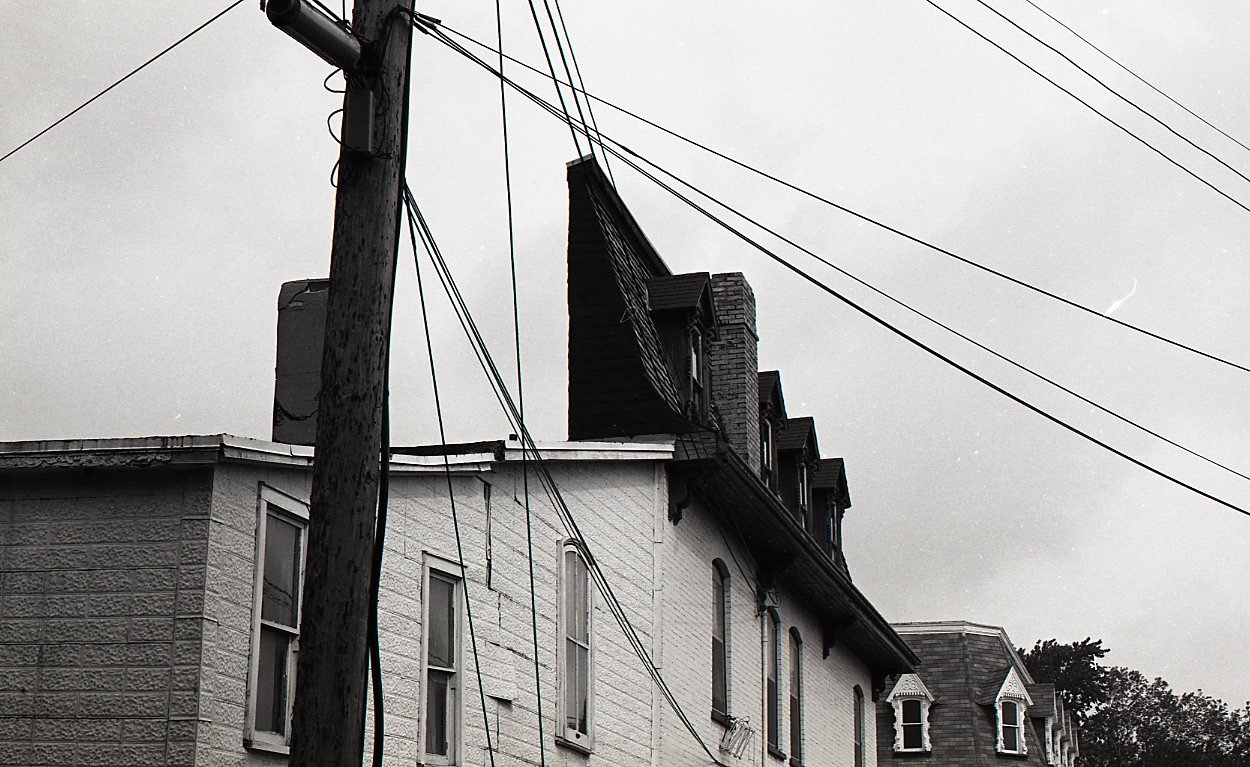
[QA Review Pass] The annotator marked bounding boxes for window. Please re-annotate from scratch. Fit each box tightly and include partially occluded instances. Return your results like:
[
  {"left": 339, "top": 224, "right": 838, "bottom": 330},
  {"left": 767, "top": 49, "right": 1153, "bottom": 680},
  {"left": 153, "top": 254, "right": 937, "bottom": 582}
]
[
  {"left": 421, "top": 563, "right": 462, "bottom": 764},
  {"left": 711, "top": 560, "right": 730, "bottom": 722},
  {"left": 797, "top": 461, "right": 810, "bottom": 511},
  {"left": 994, "top": 667, "right": 1032, "bottom": 755},
  {"left": 246, "top": 485, "right": 308, "bottom": 752},
  {"left": 886, "top": 673, "right": 934, "bottom": 752},
  {"left": 788, "top": 629, "right": 803, "bottom": 764},
  {"left": 1000, "top": 700, "right": 1023, "bottom": 754},
  {"left": 761, "top": 418, "right": 774, "bottom": 483},
  {"left": 766, "top": 609, "right": 782, "bottom": 757},
  {"left": 690, "top": 328, "right": 706, "bottom": 418},
  {"left": 559, "top": 541, "right": 594, "bottom": 750},
  {"left": 853, "top": 685, "right": 865, "bottom": 767}
]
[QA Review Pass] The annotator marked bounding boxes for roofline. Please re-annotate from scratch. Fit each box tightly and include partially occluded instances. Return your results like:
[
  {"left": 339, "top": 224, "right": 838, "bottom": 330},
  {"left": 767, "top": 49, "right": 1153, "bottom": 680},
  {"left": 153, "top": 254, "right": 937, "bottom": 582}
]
[
  {"left": 0, "top": 434, "right": 674, "bottom": 473},
  {"left": 892, "top": 620, "right": 1035, "bottom": 684}
]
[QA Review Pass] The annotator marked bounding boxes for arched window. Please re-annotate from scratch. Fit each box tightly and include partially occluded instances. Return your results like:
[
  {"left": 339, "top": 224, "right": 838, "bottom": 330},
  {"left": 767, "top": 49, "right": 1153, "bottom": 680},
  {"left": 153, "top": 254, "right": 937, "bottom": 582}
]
[
  {"left": 766, "top": 608, "right": 781, "bottom": 755},
  {"left": 853, "top": 684, "right": 865, "bottom": 767},
  {"left": 788, "top": 628, "right": 803, "bottom": 763},
  {"left": 886, "top": 673, "right": 934, "bottom": 752},
  {"left": 711, "top": 560, "right": 730, "bottom": 721},
  {"left": 559, "top": 541, "right": 594, "bottom": 750}
]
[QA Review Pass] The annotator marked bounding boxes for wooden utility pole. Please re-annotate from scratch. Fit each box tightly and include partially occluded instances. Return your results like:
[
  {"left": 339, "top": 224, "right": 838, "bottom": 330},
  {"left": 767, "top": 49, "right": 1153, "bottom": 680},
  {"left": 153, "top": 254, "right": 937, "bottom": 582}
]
[{"left": 287, "top": 0, "right": 413, "bottom": 765}]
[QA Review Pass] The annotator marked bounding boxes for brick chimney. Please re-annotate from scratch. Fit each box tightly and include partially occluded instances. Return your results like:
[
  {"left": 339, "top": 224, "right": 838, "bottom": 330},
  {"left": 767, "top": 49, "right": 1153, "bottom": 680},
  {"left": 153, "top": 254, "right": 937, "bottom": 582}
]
[
  {"left": 272, "top": 278, "right": 329, "bottom": 446},
  {"left": 707, "top": 273, "right": 760, "bottom": 473}
]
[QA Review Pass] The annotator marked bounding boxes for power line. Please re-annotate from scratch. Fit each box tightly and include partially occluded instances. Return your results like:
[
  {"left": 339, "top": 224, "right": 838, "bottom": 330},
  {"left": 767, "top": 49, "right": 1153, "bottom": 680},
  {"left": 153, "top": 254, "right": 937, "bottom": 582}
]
[
  {"left": 0, "top": 0, "right": 245, "bottom": 167},
  {"left": 403, "top": 184, "right": 729, "bottom": 764},
  {"left": 970, "top": 0, "right": 1250, "bottom": 189},
  {"left": 406, "top": 191, "right": 499, "bottom": 767},
  {"left": 428, "top": 20, "right": 1250, "bottom": 376},
  {"left": 493, "top": 0, "right": 549, "bottom": 761},
  {"left": 921, "top": 0, "right": 1250, "bottom": 217},
  {"left": 418, "top": 27, "right": 1250, "bottom": 520},
  {"left": 1020, "top": 0, "right": 1250, "bottom": 156}
]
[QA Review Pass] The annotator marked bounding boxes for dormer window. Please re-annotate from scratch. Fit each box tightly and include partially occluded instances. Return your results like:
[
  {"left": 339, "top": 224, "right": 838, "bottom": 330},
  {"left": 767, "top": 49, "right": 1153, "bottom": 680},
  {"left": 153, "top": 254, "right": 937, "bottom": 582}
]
[
  {"left": 760, "top": 418, "right": 773, "bottom": 483},
  {"left": 994, "top": 667, "right": 1033, "bottom": 755},
  {"left": 1000, "top": 701, "right": 1023, "bottom": 753},
  {"left": 797, "top": 460, "right": 810, "bottom": 511},
  {"left": 690, "top": 327, "right": 706, "bottom": 419},
  {"left": 886, "top": 673, "right": 934, "bottom": 753}
]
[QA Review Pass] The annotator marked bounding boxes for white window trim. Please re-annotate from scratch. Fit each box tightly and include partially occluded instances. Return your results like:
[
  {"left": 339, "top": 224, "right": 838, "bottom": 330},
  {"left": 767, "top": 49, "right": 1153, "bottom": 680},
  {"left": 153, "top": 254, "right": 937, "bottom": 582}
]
[
  {"left": 418, "top": 552, "right": 466, "bottom": 765},
  {"left": 885, "top": 673, "right": 935, "bottom": 753},
  {"left": 995, "top": 667, "right": 1034, "bottom": 755},
  {"left": 245, "top": 484, "right": 309, "bottom": 754},
  {"left": 788, "top": 628, "right": 803, "bottom": 763},
  {"left": 556, "top": 539, "right": 595, "bottom": 752}
]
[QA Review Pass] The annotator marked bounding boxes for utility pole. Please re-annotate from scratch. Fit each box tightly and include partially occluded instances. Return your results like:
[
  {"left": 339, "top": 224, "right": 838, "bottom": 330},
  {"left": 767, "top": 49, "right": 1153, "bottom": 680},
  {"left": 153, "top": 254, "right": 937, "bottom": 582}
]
[{"left": 266, "top": 1, "right": 413, "bottom": 765}]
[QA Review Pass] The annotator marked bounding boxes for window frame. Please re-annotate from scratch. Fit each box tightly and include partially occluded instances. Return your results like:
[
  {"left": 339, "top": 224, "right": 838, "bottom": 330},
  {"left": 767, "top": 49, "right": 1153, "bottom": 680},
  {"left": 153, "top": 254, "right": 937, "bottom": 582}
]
[
  {"left": 788, "top": 628, "right": 803, "bottom": 765},
  {"left": 244, "top": 484, "right": 309, "bottom": 754},
  {"left": 711, "top": 559, "right": 731, "bottom": 724},
  {"left": 761, "top": 417, "right": 774, "bottom": 484},
  {"left": 765, "top": 608, "right": 783, "bottom": 759},
  {"left": 557, "top": 539, "right": 595, "bottom": 752},
  {"left": 885, "top": 673, "right": 934, "bottom": 753},
  {"left": 419, "top": 554, "right": 465, "bottom": 765},
  {"left": 998, "top": 699, "right": 1025, "bottom": 755}
]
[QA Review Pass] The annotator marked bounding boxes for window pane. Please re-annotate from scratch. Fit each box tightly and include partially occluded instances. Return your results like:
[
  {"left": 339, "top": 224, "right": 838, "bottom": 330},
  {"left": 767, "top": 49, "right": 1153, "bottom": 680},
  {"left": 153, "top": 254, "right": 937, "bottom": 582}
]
[
  {"left": 712, "top": 571, "right": 725, "bottom": 640},
  {"left": 428, "top": 575, "right": 456, "bottom": 669},
  {"left": 575, "top": 644, "right": 589, "bottom": 733},
  {"left": 902, "top": 698, "right": 921, "bottom": 723},
  {"left": 766, "top": 677, "right": 778, "bottom": 746},
  {"left": 903, "top": 723, "right": 922, "bottom": 749},
  {"left": 1003, "top": 701, "right": 1018, "bottom": 725},
  {"left": 256, "top": 626, "right": 288, "bottom": 735},
  {"left": 425, "top": 670, "right": 449, "bottom": 756},
  {"left": 262, "top": 514, "right": 301, "bottom": 627},
  {"left": 712, "top": 636, "right": 726, "bottom": 714},
  {"left": 1003, "top": 724, "right": 1018, "bottom": 752}
]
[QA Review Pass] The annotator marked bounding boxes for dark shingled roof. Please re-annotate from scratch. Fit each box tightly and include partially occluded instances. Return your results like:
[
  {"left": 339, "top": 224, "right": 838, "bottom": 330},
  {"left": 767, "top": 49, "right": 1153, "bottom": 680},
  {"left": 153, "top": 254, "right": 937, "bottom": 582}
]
[
  {"left": 646, "top": 273, "right": 712, "bottom": 312},
  {"left": 777, "top": 416, "right": 817, "bottom": 453},
  {"left": 813, "top": 457, "right": 851, "bottom": 509},
  {"left": 758, "top": 370, "right": 782, "bottom": 406}
]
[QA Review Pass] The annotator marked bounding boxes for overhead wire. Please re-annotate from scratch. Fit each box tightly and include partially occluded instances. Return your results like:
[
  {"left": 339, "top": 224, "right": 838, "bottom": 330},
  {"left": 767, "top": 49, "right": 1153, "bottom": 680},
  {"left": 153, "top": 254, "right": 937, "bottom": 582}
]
[
  {"left": 969, "top": 0, "right": 1250, "bottom": 188},
  {"left": 429, "top": 20, "right": 1250, "bottom": 377},
  {"left": 0, "top": 0, "right": 246, "bottom": 167},
  {"left": 921, "top": 0, "right": 1250, "bottom": 217},
  {"left": 406, "top": 191, "right": 499, "bottom": 767},
  {"left": 415, "top": 22, "right": 1250, "bottom": 519},
  {"left": 1021, "top": 0, "right": 1250, "bottom": 156},
  {"left": 402, "top": 184, "right": 728, "bottom": 765},
  {"left": 545, "top": 0, "right": 614, "bottom": 183},
  {"left": 519, "top": 0, "right": 585, "bottom": 157},
  {"left": 493, "top": 0, "right": 549, "bottom": 761}
]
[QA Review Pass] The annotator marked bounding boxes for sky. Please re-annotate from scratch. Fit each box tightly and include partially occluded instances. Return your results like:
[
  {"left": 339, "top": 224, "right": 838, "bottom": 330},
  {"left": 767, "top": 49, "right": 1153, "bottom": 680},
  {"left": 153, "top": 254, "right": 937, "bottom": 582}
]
[{"left": 2, "top": 0, "right": 1248, "bottom": 705}]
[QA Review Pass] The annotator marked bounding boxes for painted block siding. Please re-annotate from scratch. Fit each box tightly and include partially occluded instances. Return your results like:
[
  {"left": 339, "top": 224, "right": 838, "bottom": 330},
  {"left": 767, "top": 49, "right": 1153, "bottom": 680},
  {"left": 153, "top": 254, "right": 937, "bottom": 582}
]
[
  {"left": 0, "top": 466, "right": 214, "bottom": 767},
  {"left": 1, "top": 447, "right": 880, "bottom": 767},
  {"left": 658, "top": 494, "right": 876, "bottom": 767}
]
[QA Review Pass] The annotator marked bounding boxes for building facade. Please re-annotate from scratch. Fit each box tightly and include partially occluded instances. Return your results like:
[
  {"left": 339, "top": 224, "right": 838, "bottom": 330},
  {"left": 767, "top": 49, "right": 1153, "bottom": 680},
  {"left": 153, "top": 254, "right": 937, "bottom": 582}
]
[
  {"left": 875, "top": 621, "right": 1079, "bottom": 767},
  {"left": 0, "top": 157, "right": 915, "bottom": 766}
]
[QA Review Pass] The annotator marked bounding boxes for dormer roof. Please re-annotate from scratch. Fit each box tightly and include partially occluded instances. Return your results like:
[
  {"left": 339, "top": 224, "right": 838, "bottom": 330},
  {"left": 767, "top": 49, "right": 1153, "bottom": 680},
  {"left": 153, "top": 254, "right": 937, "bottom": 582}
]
[
  {"left": 813, "top": 457, "right": 852, "bottom": 509},
  {"left": 646, "top": 273, "right": 714, "bottom": 316},
  {"left": 778, "top": 416, "right": 819, "bottom": 456},
  {"left": 758, "top": 370, "right": 786, "bottom": 418},
  {"left": 886, "top": 673, "right": 936, "bottom": 703}
]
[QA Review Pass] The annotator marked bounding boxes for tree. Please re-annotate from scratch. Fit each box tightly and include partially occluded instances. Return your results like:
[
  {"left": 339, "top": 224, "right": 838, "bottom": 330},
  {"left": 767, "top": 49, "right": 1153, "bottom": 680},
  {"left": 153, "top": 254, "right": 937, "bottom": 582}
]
[
  {"left": 1019, "top": 637, "right": 1111, "bottom": 725},
  {"left": 1023, "top": 639, "right": 1250, "bottom": 767}
]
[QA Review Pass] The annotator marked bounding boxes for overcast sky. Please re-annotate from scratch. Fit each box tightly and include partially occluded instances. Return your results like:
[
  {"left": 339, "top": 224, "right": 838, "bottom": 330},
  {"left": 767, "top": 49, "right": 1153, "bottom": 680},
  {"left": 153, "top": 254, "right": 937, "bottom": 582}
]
[{"left": 3, "top": 0, "right": 1248, "bottom": 705}]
